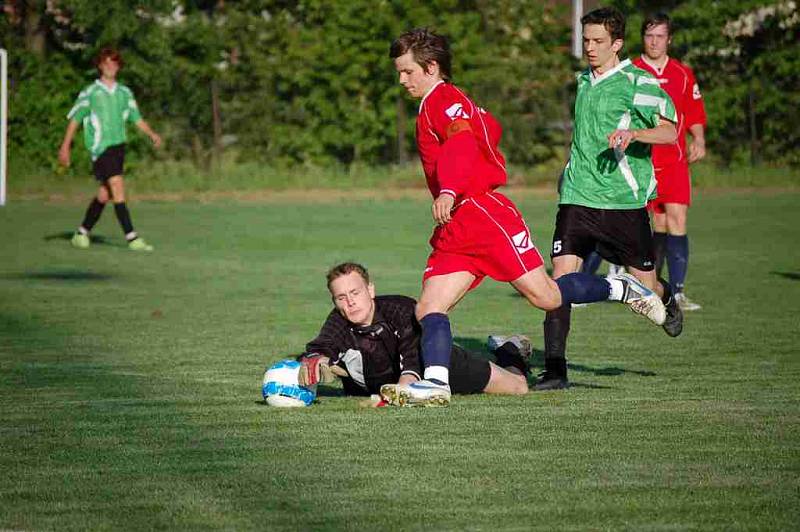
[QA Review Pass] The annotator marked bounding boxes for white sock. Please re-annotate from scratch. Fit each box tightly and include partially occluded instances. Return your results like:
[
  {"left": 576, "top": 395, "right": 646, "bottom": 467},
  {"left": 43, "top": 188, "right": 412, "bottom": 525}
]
[
  {"left": 423, "top": 365, "right": 449, "bottom": 384},
  {"left": 78, "top": 226, "right": 89, "bottom": 235},
  {"left": 607, "top": 279, "right": 624, "bottom": 301}
]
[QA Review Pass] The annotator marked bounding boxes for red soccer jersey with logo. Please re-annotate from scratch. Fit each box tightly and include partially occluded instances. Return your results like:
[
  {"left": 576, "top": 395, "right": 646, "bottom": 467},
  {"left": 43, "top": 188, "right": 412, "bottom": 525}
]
[
  {"left": 633, "top": 57, "right": 707, "bottom": 169},
  {"left": 416, "top": 81, "right": 507, "bottom": 201}
]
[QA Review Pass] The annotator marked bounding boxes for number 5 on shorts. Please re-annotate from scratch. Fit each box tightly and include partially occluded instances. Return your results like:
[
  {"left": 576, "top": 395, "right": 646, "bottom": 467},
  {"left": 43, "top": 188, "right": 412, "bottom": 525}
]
[{"left": 553, "top": 240, "right": 562, "bottom": 254}]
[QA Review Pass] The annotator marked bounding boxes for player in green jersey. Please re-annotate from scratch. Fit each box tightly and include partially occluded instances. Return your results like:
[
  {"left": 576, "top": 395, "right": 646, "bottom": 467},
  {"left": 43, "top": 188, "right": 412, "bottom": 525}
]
[
  {"left": 536, "top": 7, "right": 684, "bottom": 391},
  {"left": 58, "top": 48, "right": 162, "bottom": 252}
]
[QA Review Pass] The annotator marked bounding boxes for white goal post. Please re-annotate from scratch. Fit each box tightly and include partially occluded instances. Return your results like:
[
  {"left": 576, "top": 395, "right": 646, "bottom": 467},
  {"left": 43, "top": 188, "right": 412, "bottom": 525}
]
[{"left": 1, "top": 48, "right": 6, "bottom": 206}]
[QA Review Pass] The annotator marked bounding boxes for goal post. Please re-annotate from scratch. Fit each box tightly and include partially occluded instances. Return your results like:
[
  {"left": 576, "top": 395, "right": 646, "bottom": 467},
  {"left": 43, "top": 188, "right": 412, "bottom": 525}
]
[{"left": 1, "top": 48, "right": 6, "bottom": 206}]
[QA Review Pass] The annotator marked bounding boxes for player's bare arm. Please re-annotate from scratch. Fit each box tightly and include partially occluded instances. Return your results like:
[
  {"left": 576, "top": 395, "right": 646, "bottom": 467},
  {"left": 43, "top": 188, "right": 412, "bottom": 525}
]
[
  {"left": 608, "top": 117, "right": 677, "bottom": 150},
  {"left": 135, "top": 120, "right": 162, "bottom": 148},
  {"left": 687, "top": 123, "right": 706, "bottom": 163},
  {"left": 58, "top": 120, "right": 80, "bottom": 167}
]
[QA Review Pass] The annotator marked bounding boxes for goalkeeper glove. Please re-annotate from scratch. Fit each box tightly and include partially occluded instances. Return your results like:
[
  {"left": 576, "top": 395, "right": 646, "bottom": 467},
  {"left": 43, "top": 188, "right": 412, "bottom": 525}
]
[{"left": 298, "top": 354, "right": 348, "bottom": 386}]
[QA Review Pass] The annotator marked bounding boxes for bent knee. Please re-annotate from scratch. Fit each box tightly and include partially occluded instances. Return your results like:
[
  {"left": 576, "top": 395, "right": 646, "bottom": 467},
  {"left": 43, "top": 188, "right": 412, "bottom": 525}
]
[
  {"left": 524, "top": 291, "right": 561, "bottom": 312},
  {"left": 415, "top": 302, "right": 443, "bottom": 322}
]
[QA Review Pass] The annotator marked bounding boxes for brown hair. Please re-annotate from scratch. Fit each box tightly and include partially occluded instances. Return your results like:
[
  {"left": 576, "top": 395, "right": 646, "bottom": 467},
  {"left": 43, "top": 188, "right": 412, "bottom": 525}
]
[
  {"left": 581, "top": 7, "right": 626, "bottom": 42},
  {"left": 94, "top": 48, "right": 123, "bottom": 72},
  {"left": 389, "top": 28, "right": 452, "bottom": 81},
  {"left": 326, "top": 262, "right": 370, "bottom": 290},
  {"left": 641, "top": 13, "right": 673, "bottom": 37}
]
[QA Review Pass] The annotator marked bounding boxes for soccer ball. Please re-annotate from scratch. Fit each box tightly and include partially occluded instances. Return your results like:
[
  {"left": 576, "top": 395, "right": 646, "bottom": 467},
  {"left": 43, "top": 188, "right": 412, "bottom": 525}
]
[{"left": 262, "top": 359, "right": 316, "bottom": 407}]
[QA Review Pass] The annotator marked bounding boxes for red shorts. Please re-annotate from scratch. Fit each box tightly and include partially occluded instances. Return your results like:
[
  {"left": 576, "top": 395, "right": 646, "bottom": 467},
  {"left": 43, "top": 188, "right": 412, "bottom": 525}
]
[
  {"left": 423, "top": 191, "right": 545, "bottom": 291},
  {"left": 648, "top": 161, "right": 692, "bottom": 214}
]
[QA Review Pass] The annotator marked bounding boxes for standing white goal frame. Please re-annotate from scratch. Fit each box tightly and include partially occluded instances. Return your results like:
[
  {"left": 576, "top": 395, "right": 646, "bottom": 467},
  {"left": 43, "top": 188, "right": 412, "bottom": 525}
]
[{"left": 0, "top": 48, "right": 7, "bottom": 206}]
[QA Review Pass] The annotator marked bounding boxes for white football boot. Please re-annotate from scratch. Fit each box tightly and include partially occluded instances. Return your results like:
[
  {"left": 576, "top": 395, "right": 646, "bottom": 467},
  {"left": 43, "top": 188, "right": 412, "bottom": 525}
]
[
  {"left": 396, "top": 379, "right": 451, "bottom": 407},
  {"left": 611, "top": 272, "right": 666, "bottom": 326}
]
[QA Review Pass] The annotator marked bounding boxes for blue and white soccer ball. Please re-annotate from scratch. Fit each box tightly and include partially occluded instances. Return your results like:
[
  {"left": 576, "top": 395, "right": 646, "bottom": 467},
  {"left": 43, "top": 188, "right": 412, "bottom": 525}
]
[{"left": 262, "top": 359, "right": 316, "bottom": 407}]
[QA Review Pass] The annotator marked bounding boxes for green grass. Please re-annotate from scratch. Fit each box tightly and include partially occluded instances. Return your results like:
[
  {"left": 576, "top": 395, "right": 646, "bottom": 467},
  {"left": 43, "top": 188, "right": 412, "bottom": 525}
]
[
  {"left": 1, "top": 190, "right": 799, "bottom": 531},
  {"left": 11, "top": 156, "right": 800, "bottom": 196}
]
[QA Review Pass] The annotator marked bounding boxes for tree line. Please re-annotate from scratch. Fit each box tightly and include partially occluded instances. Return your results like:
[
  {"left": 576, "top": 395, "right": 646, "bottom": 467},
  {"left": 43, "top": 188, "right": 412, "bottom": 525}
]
[{"left": 3, "top": 0, "right": 798, "bottom": 179}]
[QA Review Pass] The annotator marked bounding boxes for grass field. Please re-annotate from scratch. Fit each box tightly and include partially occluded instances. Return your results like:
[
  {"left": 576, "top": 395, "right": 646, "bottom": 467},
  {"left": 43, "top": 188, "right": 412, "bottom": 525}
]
[{"left": 1, "top": 189, "right": 799, "bottom": 531}]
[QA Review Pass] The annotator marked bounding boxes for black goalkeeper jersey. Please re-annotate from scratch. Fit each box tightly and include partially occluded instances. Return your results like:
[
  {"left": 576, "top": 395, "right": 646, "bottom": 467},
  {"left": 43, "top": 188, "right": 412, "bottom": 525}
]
[{"left": 304, "top": 295, "right": 423, "bottom": 396}]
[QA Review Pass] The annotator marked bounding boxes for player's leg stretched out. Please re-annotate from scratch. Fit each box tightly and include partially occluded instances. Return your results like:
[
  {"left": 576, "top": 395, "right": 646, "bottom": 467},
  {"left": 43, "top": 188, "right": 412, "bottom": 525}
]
[{"left": 398, "top": 263, "right": 666, "bottom": 406}]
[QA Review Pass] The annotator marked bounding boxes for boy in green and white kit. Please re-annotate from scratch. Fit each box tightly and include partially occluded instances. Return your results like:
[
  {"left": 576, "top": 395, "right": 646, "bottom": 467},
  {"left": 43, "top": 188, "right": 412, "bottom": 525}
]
[
  {"left": 59, "top": 48, "right": 161, "bottom": 251},
  {"left": 537, "top": 7, "right": 683, "bottom": 391}
]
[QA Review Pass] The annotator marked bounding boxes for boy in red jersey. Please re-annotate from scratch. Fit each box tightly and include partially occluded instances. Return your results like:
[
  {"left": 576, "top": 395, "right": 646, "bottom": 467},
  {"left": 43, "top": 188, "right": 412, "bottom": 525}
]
[
  {"left": 387, "top": 28, "right": 666, "bottom": 406},
  {"left": 634, "top": 13, "right": 707, "bottom": 311}
]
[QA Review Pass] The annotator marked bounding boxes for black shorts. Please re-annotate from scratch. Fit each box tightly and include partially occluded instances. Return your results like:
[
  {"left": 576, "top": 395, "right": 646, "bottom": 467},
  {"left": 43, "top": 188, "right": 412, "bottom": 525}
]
[
  {"left": 449, "top": 344, "right": 491, "bottom": 394},
  {"left": 93, "top": 144, "right": 126, "bottom": 182},
  {"left": 551, "top": 204, "right": 655, "bottom": 271}
]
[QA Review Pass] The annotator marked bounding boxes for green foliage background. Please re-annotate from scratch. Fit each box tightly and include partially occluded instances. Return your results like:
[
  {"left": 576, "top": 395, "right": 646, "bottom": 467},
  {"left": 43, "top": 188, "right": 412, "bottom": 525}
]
[{"left": 2, "top": 0, "right": 799, "bottom": 180}]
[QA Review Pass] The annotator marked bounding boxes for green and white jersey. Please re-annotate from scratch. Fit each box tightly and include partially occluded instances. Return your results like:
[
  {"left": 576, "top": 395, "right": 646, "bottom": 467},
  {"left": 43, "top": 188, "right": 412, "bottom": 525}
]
[
  {"left": 67, "top": 80, "right": 142, "bottom": 160},
  {"left": 561, "top": 59, "right": 677, "bottom": 209}
]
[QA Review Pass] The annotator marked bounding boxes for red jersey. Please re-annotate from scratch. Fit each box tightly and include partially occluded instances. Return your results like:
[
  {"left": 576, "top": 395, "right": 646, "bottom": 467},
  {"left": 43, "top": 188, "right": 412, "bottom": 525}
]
[
  {"left": 633, "top": 56, "right": 707, "bottom": 168},
  {"left": 416, "top": 81, "right": 506, "bottom": 201}
]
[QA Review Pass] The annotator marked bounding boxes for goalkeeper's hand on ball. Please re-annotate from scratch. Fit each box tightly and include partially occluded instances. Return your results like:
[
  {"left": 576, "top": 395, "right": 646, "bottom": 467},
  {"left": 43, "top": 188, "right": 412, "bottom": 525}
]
[{"left": 298, "top": 354, "right": 348, "bottom": 386}]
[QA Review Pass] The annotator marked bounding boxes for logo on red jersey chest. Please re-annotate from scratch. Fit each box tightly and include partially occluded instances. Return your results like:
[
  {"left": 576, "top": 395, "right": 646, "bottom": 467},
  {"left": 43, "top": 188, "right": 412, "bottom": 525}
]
[{"left": 444, "top": 103, "right": 470, "bottom": 120}]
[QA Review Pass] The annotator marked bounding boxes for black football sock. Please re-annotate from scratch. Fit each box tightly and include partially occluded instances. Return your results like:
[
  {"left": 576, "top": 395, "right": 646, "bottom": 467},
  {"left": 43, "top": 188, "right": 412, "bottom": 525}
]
[
  {"left": 543, "top": 304, "right": 571, "bottom": 379},
  {"left": 658, "top": 276, "right": 674, "bottom": 305},
  {"left": 653, "top": 231, "right": 667, "bottom": 278},
  {"left": 113, "top": 202, "right": 136, "bottom": 240},
  {"left": 79, "top": 198, "right": 106, "bottom": 233}
]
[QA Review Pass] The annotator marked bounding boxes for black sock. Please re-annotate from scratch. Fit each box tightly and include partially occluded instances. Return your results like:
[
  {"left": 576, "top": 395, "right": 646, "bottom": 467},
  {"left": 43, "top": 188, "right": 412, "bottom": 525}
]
[
  {"left": 658, "top": 276, "right": 674, "bottom": 305},
  {"left": 653, "top": 232, "right": 667, "bottom": 278},
  {"left": 80, "top": 198, "right": 106, "bottom": 232},
  {"left": 113, "top": 202, "right": 136, "bottom": 239},
  {"left": 543, "top": 304, "right": 571, "bottom": 379}
]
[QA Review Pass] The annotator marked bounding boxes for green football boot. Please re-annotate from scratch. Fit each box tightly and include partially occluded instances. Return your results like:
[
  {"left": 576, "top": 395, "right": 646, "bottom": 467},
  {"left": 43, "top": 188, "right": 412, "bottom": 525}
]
[{"left": 128, "top": 238, "right": 154, "bottom": 252}]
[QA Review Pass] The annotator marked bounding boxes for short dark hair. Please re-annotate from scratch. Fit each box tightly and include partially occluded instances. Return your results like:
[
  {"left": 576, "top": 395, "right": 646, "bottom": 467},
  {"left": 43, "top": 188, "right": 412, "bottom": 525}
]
[
  {"left": 94, "top": 47, "right": 123, "bottom": 71},
  {"left": 326, "top": 262, "right": 370, "bottom": 290},
  {"left": 641, "top": 13, "right": 673, "bottom": 37},
  {"left": 389, "top": 28, "right": 452, "bottom": 81},
  {"left": 581, "top": 7, "right": 626, "bottom": 42}
]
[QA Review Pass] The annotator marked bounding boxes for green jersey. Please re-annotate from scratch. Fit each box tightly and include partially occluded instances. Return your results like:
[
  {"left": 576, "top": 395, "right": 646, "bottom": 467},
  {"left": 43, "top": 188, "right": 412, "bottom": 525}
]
[
  {"left": 560, "top": 59, "right": 677, "bottom": 209},
  {"left": 67, "top": 80, "right": 142, "bottom": 161}
]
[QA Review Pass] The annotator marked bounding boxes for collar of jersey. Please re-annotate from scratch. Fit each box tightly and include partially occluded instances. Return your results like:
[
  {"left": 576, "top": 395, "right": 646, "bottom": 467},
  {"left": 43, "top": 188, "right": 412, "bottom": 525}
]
[
  {"left": 639, "top": 55, "right": 670, "bottom": 76},
  {"left": 589, "top": 58, "right": 631, "bottom": 86},
  {"left": 95, "top": 79, "right": 118, "bottom": 94},
  {"left": 419, "top": 80, "right": 445, "bottom": 112}
]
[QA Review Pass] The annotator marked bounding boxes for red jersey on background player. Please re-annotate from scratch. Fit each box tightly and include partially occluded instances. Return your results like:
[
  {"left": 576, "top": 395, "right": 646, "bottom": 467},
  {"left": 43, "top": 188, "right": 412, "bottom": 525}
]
[
  {"left": 634, "top": 13, "right": 707, "bottom": 311},
  {"left": 384, "top": 28, "right": 665, "bottom": 406}
]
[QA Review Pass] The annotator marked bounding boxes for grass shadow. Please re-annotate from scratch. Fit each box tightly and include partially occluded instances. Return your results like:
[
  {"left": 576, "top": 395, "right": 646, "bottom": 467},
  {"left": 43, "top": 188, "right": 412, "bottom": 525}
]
[
  {"left": 770, "top": 271, "right": 800, "bottom": 281},
  {"left": 568, "top": 363, "right": 656, "bottom": 377},
  {"left": 0, "top": 270, "right": 113, "bottom": 282},
  {"left": 44, "top": 231, "right": 124, "bottom": 248},
  {"left": 566, "top": 382, "right": 615, "bottom": 390}
]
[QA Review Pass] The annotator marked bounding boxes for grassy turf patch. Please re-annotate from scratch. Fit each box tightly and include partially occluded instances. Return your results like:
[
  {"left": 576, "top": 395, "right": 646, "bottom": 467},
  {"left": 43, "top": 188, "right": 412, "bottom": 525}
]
[{"left": 1, "top": 191, "right": 799, "bottom": 530}]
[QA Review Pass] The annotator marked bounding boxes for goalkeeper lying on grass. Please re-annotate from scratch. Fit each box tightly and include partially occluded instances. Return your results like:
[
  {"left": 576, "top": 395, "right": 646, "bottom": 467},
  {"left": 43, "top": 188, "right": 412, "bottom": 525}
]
[{"left": 297, "top": 262, "right": 531, "bottom": 404}]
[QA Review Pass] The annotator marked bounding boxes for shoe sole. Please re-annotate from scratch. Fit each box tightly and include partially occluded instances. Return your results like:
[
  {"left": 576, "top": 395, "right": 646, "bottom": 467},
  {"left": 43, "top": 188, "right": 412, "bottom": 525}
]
[
  {"left": 488, "top": 335, "right": 532, "bottom": 357},
  {"left": 397, "top": 389, "right": 450, "bottom": 407},
  {"left": 630, "top": 294, "right": 666, "bottom": 326},
  {"left": 379, "top": 385, "right": 402, "bottom": 406}
]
